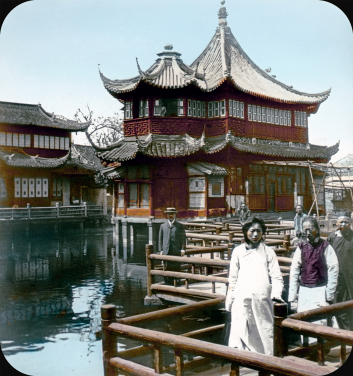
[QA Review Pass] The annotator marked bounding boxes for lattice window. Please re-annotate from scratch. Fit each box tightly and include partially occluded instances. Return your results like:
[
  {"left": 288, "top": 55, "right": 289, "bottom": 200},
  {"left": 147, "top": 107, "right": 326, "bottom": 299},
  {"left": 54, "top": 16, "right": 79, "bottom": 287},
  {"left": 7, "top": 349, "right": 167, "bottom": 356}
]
[
  {"left": 60, "top": 137, "right": 65, "bottom": 150},
  {"left": 154, "top": 99, "right": 161, "bottom": 116},
  {"left": 52, "top": 178, "right": 62, "bottom": 196},
  {"left": 266, "top": 108, "right": 271, "bottom": 123},
  {"left": 124, "top": 101, "right": 133, "bottom": 119},
  {"left": 208, "top": 176, "right": 224, "bottom": 197},
  {"left": 0, "top": 132, "right": 5, "bottom": 146},
  {"left": 248, "top": 105, "right": 252, "bottom": 121},
  {"left": 257, "top": 106, "right": 261, "bottom": 122},
  {"left": 197, "top": 101, "right": 201, "bottom": 117},
  {"left": 25, "top": 134, "right": 31, "bottom": 147},
  {"left": 279, "top": 110, "right": 283, "bottom": 125},
  {"left": 262, "top": 107, "right": 266, "bottom": 123},
  {"left": 65, "top": 137, "right": 70, "bottom": 150},
  {"left": 283, "top": 111, "right": 287, "bottom": 126},
  {"left": 193, "top": 101, "right": 197, "bottom": 117},
  {"left": 178, "top": 99, "right": 184, "bottom": 116},
  {"left": 220, "top": 100, "right": 226, "bottom": 117},
  {"left": 275, "top": 109, "right": 279, "bottom": 124},
  {"left": 229, "top": 100, "right": 233, "bottom": 116},
  {"left": 208, "top": 102, "right": 214, "bottom": 118},
  {"left": 253, "top": 105, "right": 257, "bottom": 122},
  {"left": 34, "top": 135, "right": 39, "bottom": 148},
  {"left": 50, "top": 136, "right": 55, "bottom": 149},
  {"left": 271, "top": 109, "right": 275, "bottom": 124},
  {"left": 201, "top": 102, "right": 206, "bottom": 118},
  {"left": 19, "top": 134, "right": 25, "bottom": 147},
  {"left": 13, "top": 134, "right": 19, "bottom": 147},
  {"left": 55, "top": 137, "right": 60, "bottom": 149},
  {"left": 6, "top": 133, "right": 12, "bottom": 146},
  {"left": 214, "top": 101, "right": 219, "bottom": 117},
  {"left": 288, "top": 111, "right": 292, "bottom": 126}
]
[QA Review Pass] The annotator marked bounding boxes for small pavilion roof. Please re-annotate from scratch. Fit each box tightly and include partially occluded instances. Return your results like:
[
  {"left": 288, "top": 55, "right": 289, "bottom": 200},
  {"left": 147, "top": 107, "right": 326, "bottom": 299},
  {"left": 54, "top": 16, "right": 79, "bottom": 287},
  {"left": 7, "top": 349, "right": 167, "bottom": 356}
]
[
  {"left": 100, "top": 4, "right": 330, "bottom": 105},
  {"left": 0, "top": 101, "right": 90, "bottom": 131}
]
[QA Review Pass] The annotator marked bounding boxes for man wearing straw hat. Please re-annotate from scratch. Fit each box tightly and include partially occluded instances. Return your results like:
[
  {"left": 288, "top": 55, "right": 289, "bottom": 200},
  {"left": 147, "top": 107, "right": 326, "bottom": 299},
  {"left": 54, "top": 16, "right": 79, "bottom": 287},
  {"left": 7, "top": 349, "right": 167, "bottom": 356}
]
[
  {"left": 159, "top": 207, "right": 186, "bottom": 285},
  {"left": 327, "top": 211, "right": 353, "bottom": 330}
]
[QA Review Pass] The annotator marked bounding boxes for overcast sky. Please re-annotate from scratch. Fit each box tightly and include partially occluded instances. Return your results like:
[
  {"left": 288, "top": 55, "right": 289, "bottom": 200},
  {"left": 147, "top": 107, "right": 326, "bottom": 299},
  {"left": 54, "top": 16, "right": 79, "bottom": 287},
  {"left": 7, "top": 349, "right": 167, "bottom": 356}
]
[{"left": 0, "top": 0, "right": 352, "bottom": 162}]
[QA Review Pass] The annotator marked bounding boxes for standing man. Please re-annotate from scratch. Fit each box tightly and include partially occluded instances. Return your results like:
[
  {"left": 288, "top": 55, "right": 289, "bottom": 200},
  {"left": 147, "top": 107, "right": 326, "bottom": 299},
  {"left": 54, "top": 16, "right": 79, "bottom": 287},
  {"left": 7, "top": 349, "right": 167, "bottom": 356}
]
[
  {"left": 327, "top": 211, "right": 353, "bottom": 330},
  {"left": 294, "top": 205, "right": 307, "bottom": 241},
  {"left": 238, "top": 202, "right": 251, "bottom": 226},
  {"left": 288, "top": 216, "right": 339, "bottom": 342},
  {"left": 158, "top": 207, "right": 186, "bottom": 285}
]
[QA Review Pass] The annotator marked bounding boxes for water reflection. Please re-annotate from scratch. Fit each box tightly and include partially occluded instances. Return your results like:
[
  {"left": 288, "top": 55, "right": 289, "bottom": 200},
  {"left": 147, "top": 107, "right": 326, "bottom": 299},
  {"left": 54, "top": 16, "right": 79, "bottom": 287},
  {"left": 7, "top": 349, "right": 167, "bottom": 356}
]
[{"left": 0, "top": 223, "right": 152, "bottom": 376}]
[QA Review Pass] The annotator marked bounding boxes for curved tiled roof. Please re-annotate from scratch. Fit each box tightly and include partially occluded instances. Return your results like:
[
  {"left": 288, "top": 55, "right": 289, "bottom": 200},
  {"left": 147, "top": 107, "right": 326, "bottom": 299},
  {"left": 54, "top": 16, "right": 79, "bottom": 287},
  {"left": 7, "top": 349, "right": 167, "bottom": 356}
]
[
  {"left": 93, "top": 131, "right": 338, "bottom": 163},
  {"left": 0, "top": 101, "right": 90, "bottom": 131},
  {"left": 100, "top": 6, "right": 330, "bottom": 104},
  {"left": 0, "top": 144, "right": 104, "bottom": 174},
  {"left": 0, "top": 149, "right": 69, "bottom": 168},
  {"left": 187, "top": 162, "right": 228, "bottom": 176}
]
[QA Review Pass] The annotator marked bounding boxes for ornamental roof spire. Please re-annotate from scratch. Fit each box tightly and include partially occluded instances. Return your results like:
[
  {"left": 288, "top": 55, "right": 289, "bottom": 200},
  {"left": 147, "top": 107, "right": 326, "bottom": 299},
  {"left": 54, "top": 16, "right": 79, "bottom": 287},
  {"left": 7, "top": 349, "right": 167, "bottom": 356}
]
[{"left": 218, "top": 0, "right": 228, "bottom": 27}]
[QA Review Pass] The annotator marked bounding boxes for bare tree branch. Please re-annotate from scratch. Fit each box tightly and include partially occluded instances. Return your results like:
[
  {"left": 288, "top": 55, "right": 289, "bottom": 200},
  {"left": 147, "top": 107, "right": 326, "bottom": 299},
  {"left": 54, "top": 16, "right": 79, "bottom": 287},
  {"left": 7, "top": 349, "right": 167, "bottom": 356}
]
[{"left": 74, "top": 105, "right": 123, "bottom": 147}]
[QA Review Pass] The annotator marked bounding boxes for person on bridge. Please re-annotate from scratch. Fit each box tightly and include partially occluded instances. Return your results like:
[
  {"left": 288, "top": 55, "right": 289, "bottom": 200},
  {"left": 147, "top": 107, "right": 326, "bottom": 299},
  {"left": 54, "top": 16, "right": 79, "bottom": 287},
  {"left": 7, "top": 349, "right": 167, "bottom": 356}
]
[
  {"left": 288, "top": 216, "right": 339, "bottom": 341},
  {"left": 238, "top": 202, "right": 251, "bottom": 226},
  {"left": 225, "top": 216, "right": 284, "bottom": 355},
  {"left": 327, "top": 211, "right": 353, "bottom": 330},
  {"left": 158, "top": 207, "right": 186, "bottom": 285},
  {"left": 294, "top": 204, "right": 307, "bottom": 241}
]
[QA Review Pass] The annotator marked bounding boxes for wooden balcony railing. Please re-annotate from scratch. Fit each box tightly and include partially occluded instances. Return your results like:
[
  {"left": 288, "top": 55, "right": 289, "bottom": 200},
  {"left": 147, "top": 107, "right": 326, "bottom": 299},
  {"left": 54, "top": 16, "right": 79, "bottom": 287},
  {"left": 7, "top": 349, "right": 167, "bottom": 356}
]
[{"left": 0, "top": 203, "right": 104, "bottom": 220}]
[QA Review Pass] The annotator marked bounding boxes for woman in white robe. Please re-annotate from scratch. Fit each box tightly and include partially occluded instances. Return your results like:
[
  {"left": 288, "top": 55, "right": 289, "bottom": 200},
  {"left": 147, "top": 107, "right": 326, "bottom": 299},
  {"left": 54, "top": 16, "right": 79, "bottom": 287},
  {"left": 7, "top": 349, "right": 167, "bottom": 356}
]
[{"left": 225, "top": 216, "right": 284, "bottom": 355}]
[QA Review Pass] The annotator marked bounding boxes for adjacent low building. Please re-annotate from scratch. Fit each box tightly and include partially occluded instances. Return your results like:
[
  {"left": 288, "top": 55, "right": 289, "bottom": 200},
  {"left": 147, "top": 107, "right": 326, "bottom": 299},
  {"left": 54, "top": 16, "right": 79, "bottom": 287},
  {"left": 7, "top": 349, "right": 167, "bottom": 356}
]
[{"left": 0, "top": 101, "right": 106, "bottom": 210}]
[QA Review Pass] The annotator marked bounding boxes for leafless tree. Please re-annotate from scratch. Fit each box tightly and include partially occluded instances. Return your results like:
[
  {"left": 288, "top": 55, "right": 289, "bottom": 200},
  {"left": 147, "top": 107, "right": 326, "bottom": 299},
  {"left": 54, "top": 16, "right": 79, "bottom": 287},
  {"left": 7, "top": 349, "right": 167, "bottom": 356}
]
[{"left": 74, "top": 105, "right": 123, "bottom": 147}]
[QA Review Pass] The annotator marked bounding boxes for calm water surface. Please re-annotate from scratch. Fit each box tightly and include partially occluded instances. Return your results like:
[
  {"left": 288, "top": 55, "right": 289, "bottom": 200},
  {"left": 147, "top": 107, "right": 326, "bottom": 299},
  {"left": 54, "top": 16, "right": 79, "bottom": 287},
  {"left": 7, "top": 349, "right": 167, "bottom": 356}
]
[{"left": 0, "top": 223, "right": 153, "bottom": 376}]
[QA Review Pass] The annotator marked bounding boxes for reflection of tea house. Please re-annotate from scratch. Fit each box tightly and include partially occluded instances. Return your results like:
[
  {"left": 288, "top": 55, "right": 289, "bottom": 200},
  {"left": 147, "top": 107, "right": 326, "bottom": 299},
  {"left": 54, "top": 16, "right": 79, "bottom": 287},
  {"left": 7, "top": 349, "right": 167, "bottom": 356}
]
[{"left": 93, "top": 3, "right": 338, "bottom": 222}]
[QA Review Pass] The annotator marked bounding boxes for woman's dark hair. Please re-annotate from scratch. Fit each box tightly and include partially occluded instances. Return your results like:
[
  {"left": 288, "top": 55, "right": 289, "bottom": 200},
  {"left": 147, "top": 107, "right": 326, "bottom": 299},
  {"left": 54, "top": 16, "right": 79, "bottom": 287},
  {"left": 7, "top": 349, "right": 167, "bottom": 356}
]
[
  {"left": 242, "top": 216, "right": 267, "bottom": 244},
  {"left": 302, "top": 216, "right": 320, "bottom": 235}
]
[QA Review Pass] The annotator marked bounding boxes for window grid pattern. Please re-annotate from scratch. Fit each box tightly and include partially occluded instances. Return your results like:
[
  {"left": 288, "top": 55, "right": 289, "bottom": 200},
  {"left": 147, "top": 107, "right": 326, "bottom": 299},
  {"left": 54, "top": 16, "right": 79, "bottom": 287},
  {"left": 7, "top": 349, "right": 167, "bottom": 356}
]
[
  {"left": 229, "top": 100, "right": 245, "bottom": 119},
  {"left": 0, "top": 133, "right": 69, "bottom": 150},
  {"left": 294, "top": 111, "right": 307, "bottom": 127},
  {"left": 187, "top": 100, "right": 205, "bottom": 118},
  {"left": 248, "top": 105, "right": 292, "bottom": 126}
]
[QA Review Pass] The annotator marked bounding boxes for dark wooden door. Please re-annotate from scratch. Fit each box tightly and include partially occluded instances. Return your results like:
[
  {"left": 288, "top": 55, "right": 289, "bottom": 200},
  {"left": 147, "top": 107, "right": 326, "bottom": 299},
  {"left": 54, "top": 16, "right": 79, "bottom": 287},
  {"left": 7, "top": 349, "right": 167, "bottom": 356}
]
[{"left": 268, "top": 182, "right": 276, "bottom": 212}]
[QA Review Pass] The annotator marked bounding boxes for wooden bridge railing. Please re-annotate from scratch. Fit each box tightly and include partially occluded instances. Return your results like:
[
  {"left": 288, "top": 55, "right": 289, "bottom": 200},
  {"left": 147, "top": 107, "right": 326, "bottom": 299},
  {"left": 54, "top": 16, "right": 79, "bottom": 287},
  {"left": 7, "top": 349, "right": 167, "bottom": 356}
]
[
  {"left": 274, "top": 300, "right": 353, "bottom": 366},
  {"left": 146, "top": 244, "right": 293, "bottom": 298},
  {"left": 101, "top": 301, "right": 336, "bottom": 376},
  {"left": 0, "top": 203, "right": 104, "bottom": 220}
]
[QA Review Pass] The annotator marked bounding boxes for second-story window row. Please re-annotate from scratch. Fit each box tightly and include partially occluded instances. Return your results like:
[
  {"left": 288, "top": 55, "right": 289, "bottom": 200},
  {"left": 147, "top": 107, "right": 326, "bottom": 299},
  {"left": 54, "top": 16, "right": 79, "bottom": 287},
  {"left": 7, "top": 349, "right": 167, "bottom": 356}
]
[
  {"left": 187, "top": 100, "right": 206, "bottom": 118},
  {"left": 0, "top": 133, "right": 69, "bottom": 150},
  {"left": 248, "top": 105, "right": 293, "bottom": 126}
]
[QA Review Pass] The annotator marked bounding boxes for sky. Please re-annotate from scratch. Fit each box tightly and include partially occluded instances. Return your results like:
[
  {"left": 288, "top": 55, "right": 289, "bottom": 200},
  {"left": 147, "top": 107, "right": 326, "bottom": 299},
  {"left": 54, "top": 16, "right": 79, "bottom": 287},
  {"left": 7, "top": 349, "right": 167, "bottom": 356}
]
[{"left": 0, "top": 0, "right": 352, "bottom": 162}]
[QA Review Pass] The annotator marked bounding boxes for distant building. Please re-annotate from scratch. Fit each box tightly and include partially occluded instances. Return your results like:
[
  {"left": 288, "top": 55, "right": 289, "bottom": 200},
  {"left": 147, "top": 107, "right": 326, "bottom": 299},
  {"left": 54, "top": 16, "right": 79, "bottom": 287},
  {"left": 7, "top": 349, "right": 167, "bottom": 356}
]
[
  {"left": 92, "top": 3, "right": 338, "bottom": 223},
  {"left": 325, "top": 155, "right": 353, "bottom": 213},
  {"left": 0, "top": 101, "right": 106, "bottom": 210}
]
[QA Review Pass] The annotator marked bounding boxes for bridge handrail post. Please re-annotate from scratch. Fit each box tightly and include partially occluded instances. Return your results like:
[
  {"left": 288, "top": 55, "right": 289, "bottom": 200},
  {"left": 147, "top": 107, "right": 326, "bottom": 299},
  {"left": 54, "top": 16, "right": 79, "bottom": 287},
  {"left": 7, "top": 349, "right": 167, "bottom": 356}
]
[
  {"left": 146, "top": 244, "right": 154, "bottom": 297},
  {"left": 56, "top": 202, "right": 60, "bottom": 218},
  {"left": 27, "top": 203, "right": 31, "bottom": 219},
  {"left": 101, "top": 304, "right": 118, "bottom": 376},
  {"left": 83, "top": 202, "right": 87, "bottom": 217},
  {"left": 273, "top": 302, "right": 288, "bottom": 358}
]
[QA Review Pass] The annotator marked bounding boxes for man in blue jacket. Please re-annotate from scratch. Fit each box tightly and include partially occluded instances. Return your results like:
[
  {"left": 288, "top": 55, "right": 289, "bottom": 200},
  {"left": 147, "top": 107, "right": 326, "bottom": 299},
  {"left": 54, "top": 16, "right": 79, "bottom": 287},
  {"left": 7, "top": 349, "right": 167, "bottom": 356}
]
[{"left": 158, "top": 207, "right": 186, "bottom": 285}]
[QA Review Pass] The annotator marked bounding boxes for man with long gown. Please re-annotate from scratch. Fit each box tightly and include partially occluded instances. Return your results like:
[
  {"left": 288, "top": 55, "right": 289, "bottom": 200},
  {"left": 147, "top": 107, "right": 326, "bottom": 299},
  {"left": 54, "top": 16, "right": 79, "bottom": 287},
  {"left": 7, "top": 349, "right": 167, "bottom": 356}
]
[{"left": 327, "top": 211, "right": 353, "bottom": 330}]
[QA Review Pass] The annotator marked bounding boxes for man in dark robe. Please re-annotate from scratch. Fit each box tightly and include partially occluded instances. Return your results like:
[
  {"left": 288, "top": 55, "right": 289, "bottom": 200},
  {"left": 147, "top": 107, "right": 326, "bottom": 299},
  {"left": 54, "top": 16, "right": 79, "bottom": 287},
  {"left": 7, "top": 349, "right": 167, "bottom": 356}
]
[
  {"left": 158, "top": 207, "right": 186, "bottom": 285},
  {"left": 327, "top": 211, "right": 353, "bottom": 330}
]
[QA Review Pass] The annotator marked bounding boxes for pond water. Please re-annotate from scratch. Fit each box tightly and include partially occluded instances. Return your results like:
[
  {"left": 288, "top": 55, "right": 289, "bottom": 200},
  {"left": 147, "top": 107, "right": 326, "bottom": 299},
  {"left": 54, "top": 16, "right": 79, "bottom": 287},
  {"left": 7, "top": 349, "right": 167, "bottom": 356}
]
[{"left": 0, "top": 223, "right": 155, "bottom": 376}]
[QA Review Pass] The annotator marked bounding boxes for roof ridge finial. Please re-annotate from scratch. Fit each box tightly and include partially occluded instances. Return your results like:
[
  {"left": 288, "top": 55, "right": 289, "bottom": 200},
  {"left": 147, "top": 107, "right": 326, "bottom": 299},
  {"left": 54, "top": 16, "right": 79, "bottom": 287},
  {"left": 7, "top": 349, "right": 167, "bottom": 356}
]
[{"left": 218, "top": 0, "right": 228, "bottom": 27}]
